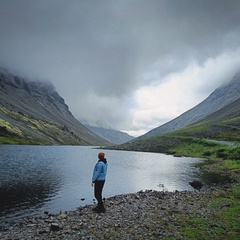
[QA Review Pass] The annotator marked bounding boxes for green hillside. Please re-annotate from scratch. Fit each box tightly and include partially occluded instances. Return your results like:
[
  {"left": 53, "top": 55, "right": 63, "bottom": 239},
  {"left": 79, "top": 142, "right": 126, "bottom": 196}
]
[
  {"left": 0, "top": 71, "right": 110, "bottom": 145},
  {"left": 0, "top": 106, "right": 98, "bottom": 145},
  {"left": 110, "top": 97, "right": 240, "bottom": 159}
]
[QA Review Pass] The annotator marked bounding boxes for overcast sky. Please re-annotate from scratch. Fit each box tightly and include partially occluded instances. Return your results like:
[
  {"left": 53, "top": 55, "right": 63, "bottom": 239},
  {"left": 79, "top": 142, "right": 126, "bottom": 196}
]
[{"left": 1, "top": 0, "right": 240, "bottom": 136}]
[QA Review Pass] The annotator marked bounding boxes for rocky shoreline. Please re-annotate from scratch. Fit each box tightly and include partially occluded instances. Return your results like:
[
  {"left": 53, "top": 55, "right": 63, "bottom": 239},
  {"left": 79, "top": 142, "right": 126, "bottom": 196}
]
[{"left": 0, "top": 184, "right": 234, "bottom": 240}]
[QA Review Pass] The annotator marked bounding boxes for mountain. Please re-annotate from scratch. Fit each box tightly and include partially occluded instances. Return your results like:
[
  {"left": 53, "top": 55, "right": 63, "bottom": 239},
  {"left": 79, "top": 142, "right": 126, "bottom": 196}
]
[
  {"left": 84, "top": 124, "right": 134, "bottom": 144},
  {"left": 108, "top": 72, "right": 240, "bottom": 153},
  {"left": 205, "top": 96, "right": 240, "bottom": 123},
  {"left": 0, "top": 69, "right": 110, "bottom": 145},
  {"left": 178, "top": 95, "right": 240, "bottom": 140},
  {"left": 110, "top": 94, "right": 240, "bottom": 153},
  {"left": 138, "top": 73, "right": 240, "bottom": 139}
]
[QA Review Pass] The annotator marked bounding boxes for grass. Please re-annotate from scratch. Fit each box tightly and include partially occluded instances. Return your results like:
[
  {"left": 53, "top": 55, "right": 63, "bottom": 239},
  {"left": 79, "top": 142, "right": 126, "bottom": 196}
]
[
  {"left": 0, "top": 136, "right": 44, "bottom": 145},
  {"left": 0, "top": 107, "right": 84, "bottom": 145},
  {"left": 165, "top": 138, "right": 240, "bottom": 240},
  {"left": 0, "top": 118, "right": 23, "bottom": 136},
  {"left": 169, "top": 138, "right": 240, "bottom": 160},
  {"left": 177, "top": 185, "right": 240, "bottom": 240}
]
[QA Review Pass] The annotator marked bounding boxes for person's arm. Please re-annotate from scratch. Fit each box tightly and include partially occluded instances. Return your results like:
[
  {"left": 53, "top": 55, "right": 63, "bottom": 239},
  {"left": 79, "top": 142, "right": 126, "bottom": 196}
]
[{"left": 91, "top": 163, "right": 102, "bottom": 185}]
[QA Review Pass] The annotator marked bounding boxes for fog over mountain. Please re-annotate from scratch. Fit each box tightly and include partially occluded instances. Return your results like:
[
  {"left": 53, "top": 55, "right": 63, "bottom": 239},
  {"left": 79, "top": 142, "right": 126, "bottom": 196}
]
[
  {"left": 79, "top": 119, "right": 134, "bottom": 144},
  {"left": 0, "top": 69, "right": 110, "bottom": 145},
  {"left": 84, "top": 124, "right": 134, "bottom": 145},
  {"left": 138, "top": 72, "right": 240, "bottom": 139}
]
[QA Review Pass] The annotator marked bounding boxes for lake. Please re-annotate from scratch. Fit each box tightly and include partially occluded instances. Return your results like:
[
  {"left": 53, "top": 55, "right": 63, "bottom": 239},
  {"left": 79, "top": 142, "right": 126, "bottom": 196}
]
[{"left": 0, "top": 145, "right": 222, "bottom": 224}]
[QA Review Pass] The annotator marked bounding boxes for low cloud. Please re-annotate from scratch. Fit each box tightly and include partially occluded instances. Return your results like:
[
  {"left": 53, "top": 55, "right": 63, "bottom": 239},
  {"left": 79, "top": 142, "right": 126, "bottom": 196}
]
[
  {"left": 128, "top": 49, "right": 240, "bottom": 136},
  {"left": 0, "top": 1, "right": 240, "bottom": 136}
]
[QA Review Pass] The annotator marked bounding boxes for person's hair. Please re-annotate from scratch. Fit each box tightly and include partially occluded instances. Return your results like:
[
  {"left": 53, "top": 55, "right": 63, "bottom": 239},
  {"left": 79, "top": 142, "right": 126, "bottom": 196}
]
[{"left": 98, "top": 152, "right": 105, "bottom": 159}]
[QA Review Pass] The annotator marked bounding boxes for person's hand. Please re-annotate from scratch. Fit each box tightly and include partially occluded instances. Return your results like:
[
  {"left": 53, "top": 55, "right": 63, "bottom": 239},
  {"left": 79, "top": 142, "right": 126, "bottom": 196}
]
[{"left": 91, "top": 182, "right": 94, "bottom": 187}]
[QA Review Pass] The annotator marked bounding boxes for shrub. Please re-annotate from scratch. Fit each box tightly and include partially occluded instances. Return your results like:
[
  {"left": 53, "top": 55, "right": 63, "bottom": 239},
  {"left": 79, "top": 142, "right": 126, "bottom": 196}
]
[
  {"left": 228, "top": 148, "right": 240, "bottom": 160},
  {"left": 203, "top": 151, "right": 212, "bottom": 156},
  {"left": 216, "top": 149, "right": 228, "bottom": 159}
]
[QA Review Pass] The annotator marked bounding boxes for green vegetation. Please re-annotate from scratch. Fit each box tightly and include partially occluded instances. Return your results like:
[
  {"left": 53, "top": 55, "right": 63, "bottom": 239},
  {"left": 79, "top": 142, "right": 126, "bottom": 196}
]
[
  {"left": 0, "top": 118, "right": 23, "bottom": 136},
  {"left": 169, "top": 138, "right": 240, "bottom": 159},
  {"left": 156, "top": 138, "right": 239, "bottom": 239},
  {"left": 174, "top": 184, "right": 240, "bottom": 240},
  {"left": 0, "top": 116, "right": 43, "bottom": 144},
  {"left": 158, "top": 133, "right": 239, "bottom": 239},
  {"left": 162, "top": 138, "right": 240, "bottom": 239},
  {"left": 0, "top": 106, "right": 88, "bottom": 145},
  {"left": 0, "top": 136, "right": 44, "bottom": 145}
]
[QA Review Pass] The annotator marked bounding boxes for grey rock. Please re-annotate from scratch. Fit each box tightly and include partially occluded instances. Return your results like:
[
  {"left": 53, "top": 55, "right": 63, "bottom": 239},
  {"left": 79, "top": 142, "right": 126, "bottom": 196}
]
[{"left": 50, "top": 223, "right": 60, "bottom": 231}]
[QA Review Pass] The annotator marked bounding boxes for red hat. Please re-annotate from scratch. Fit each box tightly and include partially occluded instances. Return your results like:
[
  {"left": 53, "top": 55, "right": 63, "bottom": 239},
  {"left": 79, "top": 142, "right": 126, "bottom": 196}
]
[{"left": 98, "top": 152, "right": 105, "bottom": 159}]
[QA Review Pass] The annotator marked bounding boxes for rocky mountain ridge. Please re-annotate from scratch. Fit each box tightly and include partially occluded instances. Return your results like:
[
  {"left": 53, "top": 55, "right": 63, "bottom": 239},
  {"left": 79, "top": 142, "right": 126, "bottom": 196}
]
[{"left": 0, "top": 70, "right": 110, "bottom": 145}]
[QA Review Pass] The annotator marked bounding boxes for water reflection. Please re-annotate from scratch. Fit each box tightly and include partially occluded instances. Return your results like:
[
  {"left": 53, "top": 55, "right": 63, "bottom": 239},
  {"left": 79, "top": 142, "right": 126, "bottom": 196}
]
[
  {"left": 0, "top": 178, "right": 58, "bottom": 216},
  {"left": 0, "top": 145, "right": 62, "bottom": 223}
]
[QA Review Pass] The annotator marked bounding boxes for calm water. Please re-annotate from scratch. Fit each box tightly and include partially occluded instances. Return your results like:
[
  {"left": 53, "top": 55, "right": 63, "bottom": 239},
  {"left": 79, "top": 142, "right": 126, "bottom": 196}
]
[{"left": 0, "top": 145, "right": 226, "bottom": 224}]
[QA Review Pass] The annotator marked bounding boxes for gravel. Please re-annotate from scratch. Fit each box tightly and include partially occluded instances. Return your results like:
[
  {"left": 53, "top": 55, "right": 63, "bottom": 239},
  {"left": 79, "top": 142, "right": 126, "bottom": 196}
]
[{"left": 0, "top": 186, "right": 229, "bottom": 240}]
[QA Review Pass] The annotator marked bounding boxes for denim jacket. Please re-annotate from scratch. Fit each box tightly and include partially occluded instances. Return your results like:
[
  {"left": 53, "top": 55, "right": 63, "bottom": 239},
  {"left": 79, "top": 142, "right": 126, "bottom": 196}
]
[{"left": 92, "top": 159, "right": 108, "bottom": 182}]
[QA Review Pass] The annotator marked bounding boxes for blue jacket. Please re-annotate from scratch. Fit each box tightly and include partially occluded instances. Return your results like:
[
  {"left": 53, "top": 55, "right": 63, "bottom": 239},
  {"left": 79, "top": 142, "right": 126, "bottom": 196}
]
[{"left": 92, "top": 159, "right": 108, "bottom": 182}]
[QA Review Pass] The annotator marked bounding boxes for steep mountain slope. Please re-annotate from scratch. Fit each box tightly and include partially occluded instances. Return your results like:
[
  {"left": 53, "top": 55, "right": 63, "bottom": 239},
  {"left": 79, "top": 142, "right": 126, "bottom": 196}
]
[
  {"left": 183, "top": 96, "right": 240, "bottom": 143},
  {"left": 0, "top": 70, "right": 110, "bottom": 145},
  {"left": 84, "top": 124, "right": 134, "bottom": 144},
  {"left": 138, "top": 73, "right": 240, "bottom": 139},
  {"left": 177, "top": 96, "right": 240, "bottom": 140},
  {"left": 110, "top": 95, "right": 240, "bottom": 153},
  {"left": 206, "top": 96, "right": 240, "bottom": 123}
]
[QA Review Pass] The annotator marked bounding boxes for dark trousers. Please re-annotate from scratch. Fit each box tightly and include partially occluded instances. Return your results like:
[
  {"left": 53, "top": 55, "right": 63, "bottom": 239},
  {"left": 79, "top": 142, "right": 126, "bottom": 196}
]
[{"left": 94, "top": 180, "right": 105, "bottom": 210}]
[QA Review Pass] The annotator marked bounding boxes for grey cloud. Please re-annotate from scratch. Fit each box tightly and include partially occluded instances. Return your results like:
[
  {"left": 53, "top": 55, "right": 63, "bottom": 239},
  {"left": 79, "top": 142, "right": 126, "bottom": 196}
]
[
  {"left": 1, "top": 0, "right": 240, "bottom": 81},
  {"left": 0, "top": 0, "right": 240, "bottom": 131}
]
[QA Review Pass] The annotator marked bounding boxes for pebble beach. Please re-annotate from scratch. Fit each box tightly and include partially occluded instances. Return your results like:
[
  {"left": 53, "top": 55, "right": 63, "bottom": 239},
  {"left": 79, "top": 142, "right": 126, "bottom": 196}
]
[{"left": 0, "top": 184, "right": 234, "bottom": 240}]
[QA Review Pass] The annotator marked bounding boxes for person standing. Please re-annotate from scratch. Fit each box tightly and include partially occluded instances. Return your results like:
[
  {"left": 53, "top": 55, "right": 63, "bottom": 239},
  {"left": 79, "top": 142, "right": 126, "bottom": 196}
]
[{"left": 91, "top": 152, "right": 108, "bottom": 213}]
